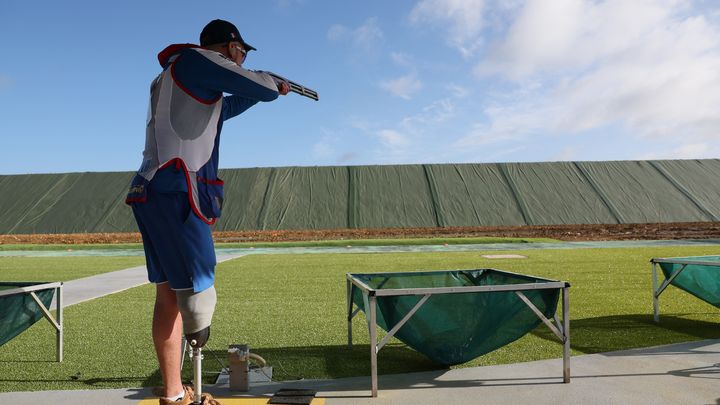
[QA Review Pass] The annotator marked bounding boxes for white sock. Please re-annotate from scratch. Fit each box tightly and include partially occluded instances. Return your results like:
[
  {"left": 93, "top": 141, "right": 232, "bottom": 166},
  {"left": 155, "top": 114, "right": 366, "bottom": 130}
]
[{"left": 163, "top": 390, "right": 184, "bottom": 402}]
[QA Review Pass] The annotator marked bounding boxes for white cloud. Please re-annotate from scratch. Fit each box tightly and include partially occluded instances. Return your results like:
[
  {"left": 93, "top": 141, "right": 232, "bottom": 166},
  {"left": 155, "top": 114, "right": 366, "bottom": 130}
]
[
  {"left": 376, "top": 129, "right": 410, "bottom": 147},
  {"left": 552, "top": 146, "right": 579, "bottom": 161},
  {"left": 327, "top": 17, "right": 384, "bottom": 57},
  {"left": 637, "top": 143, "right": 717, "bottom": 160},
  {"left": 445, "top": 83, "right": 470, "bottom": 98},
  {"left": 312, "top": 138, "right": 334, "bottom": 158},
  {"left": 380, "top": 73, "right": 423, "bottom": 99},
  {"left": 327, "top": 24, "right": 348, "bottom": 42},
  {"left": 409, "top": 0, "right": 487, "bottom": 56},
  {"left": 401, "top": 98, "right": 455, "bottom": 128},
  {"left": 312, "top": 130, "right": 360, "bottom": 164},
  {"left": 461, "top": 0, "right": 720, "bottom": 152},
  {"left": 354, "top": 17, "right": 384, "bottom": 50},
  {"left": 390, "top": 52, "right": 413, "bottom": 67},
  {"left": 476, "top": 0, "right": 695, "bottom": 79},
  {"left": 455, "top": 121, "right": 523, "bottom": 147},
  {"left": 366, "top": 98, "right": 458, "bottom": 163}
]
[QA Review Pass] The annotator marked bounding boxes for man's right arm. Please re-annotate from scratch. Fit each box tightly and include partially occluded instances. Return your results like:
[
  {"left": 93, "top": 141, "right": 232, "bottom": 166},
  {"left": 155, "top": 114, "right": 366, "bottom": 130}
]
[{"left": 172, "top": 48, "right": 279, "bottom": 103}]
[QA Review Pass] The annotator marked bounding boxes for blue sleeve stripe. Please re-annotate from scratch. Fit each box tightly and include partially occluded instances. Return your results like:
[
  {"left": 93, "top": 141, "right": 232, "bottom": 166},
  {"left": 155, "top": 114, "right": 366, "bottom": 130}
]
[
  {"left": 170, "top": 59, "right": 222, "bottom": 105},
  {"left": 172, "top": 48, "right": 279, "bottom": 103}
]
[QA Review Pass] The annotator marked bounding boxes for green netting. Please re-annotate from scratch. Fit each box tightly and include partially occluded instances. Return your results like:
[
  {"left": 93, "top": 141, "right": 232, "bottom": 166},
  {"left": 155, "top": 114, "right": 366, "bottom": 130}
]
[
  {"left": 426, "top": 164, "right": 525, "bottom": 226},
  {"left": 658, "top": 256, "right": 720, "bottom": 308},
  {"left": 502, "top": 162, "right": 618, "bottom": 225},
  {"left": 0, "top": 282, "right": 56, "bottom": 347},
  {"left": 216, "top": 167, "right": 273, "bottom": 230},
  {"left": 1, "top": 159, "right": 719, "bottom": 233},
  {"left": 650, "top": 160, "right": 720, "bottom": 221},
  {"left": 351, "top": 269, "right": 560, "bottom": 366},
  {"left": 350, "top": 165, "right": 437, "bottom": 228},
  {"left": 576, "top": 161, "right": 710, "bottom": 223},
  {"left": 0, "top": 172, "right": 136, "bottom": 234}
]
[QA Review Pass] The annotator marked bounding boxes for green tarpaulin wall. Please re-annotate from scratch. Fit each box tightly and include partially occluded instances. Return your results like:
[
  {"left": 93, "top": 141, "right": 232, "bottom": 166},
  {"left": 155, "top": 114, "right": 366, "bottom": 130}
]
[{"left": 1, "top": 159, "right": 719, "bottom": 234}]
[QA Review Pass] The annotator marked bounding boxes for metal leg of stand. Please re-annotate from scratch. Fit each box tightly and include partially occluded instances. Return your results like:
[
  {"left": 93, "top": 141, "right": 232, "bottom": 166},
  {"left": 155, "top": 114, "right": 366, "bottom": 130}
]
[
  {"left": 369, "top": 295, "right": 378, "bottom": 397},
  {"left": 56, "top": 284, "right": 63, "bottom": 362},
  {"left": 562, "top": 286, "right": 570, "bottom": 383},
  {"left": 652, "top": 262, "right": 660, "bottom": 322},
  {"left": 347, "top": 279, "right": 353, "bottom": 347}
]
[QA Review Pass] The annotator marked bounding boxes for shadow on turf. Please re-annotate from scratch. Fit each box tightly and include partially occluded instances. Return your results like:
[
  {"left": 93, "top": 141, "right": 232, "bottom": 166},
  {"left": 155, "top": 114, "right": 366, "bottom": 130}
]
[
  {"left": 200, "top": 343, "right": 443, "bottom": 381},
  {"left": 135, "top": 315, "right": 720, "bottom": 391},
  {"left": 120, "top": 344, "right": 444, "bottom": 398},
  {"left": 531, "top": 313, "right": 720, "bottom": 354},
  {"left": 0, "top": 344, "right": 439, "bottom": 392}
]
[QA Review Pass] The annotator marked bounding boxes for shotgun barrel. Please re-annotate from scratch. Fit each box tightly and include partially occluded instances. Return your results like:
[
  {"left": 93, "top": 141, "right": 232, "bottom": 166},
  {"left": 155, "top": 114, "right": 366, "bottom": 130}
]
[{"left": 266, "top": 71, "right": 319, "bottom": 101}]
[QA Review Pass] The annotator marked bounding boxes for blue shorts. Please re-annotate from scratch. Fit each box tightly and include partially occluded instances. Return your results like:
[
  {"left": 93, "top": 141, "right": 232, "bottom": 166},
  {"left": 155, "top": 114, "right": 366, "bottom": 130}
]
[{"left": 131, "top": 188, "right": 216, "bottom": 292}]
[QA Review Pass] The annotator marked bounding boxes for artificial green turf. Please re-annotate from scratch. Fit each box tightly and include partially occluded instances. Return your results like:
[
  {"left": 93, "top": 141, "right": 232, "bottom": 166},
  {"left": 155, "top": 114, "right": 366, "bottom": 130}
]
[
  {"left": 0, "top": 243, "right": 144, "bottom": 251},
  {"left": 0, "top": 236, "right": 558, "bottom": 252},
  {"left": 0, "top": 245, "right": 719, "bottom": 392},
  {"left": 215, "top": 236, "right": 560, "bottom": 248},
  {"left": 0, "top": 256, "right": 146, "bottom": 282}
]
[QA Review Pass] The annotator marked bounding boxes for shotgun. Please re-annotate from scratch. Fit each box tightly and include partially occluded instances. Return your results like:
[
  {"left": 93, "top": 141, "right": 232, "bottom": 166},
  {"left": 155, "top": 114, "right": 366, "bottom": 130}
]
[{"left": 266, "top": 71, "right": 319, "bottom": 101}]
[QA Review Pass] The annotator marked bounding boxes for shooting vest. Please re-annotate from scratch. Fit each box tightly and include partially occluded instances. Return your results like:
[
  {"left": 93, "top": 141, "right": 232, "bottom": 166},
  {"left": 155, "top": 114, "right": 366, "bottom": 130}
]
[{"left": 128, "top": 49, "right": 225, "bottom": 225}]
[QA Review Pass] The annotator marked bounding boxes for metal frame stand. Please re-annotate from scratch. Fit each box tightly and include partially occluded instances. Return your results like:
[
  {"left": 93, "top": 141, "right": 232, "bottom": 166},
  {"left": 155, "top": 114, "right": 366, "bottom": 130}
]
[
  {"left": 651, "top": 259, "right": 691, "bottom": 322},
  {"left": 346, "top": 273, "right": 570, "bottom": 397},
  {"left": 0, "top": 282, "right": 63, "bottom": 362}
]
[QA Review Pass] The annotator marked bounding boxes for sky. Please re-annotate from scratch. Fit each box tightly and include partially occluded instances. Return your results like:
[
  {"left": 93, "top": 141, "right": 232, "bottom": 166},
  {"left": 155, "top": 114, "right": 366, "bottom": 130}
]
[{"left": 1, "top": 0, "right": 720, "bottom": 175}]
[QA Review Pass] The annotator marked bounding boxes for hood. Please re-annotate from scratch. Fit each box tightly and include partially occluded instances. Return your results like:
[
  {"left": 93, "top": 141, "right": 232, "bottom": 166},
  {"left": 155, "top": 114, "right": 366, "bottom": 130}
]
[{"left": 157, "top": 43, "right": 201, "bottom": 67}]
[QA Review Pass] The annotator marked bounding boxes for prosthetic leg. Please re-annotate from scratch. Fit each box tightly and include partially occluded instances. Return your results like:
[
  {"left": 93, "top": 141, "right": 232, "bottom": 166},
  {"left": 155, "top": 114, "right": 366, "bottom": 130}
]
[{"left": 177, "top": 286, "right": 217, "bottom": 405}]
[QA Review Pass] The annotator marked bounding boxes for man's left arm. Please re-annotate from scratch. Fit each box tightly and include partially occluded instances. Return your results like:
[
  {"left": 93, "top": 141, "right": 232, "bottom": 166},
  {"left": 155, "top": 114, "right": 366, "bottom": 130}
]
[
  {"left": 222, "top": 95, "right": 258, "bottom": 120},
  {"left": 221, "top": 78, "right": 289, "bottom": 120}
]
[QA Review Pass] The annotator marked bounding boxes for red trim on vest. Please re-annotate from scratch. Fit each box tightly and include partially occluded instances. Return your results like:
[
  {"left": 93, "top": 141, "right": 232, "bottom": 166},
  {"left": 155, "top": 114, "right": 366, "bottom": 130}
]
[
  {"left": 162, "top": 158, "right": 217, "bottom": 226},
  {"left": 197, "top": 176, "right": 224, "bottom": 185},
  {"left": 170, "top": 57, "right": 222, "bottom": 105},
  {"left": 159, "top": 160, "right": 175, "bottom": 169},
  {"left": 157, "top": 43, "right": 200, "bottom": 67},
  {"left": 125, "top": 197, "right": 147, "bottom": 204}
]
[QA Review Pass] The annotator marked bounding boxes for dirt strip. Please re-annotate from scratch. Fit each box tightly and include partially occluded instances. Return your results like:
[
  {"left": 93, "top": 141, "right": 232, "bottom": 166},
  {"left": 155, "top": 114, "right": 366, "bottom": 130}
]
[{"left": 1, "top": 222, "right": 719, "bottom": 245}]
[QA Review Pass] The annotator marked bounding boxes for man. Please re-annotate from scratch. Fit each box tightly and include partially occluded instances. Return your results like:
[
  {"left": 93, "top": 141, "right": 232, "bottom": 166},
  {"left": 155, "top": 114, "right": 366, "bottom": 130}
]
[{"left": 126, "top": 19, "right": 289, "bottom": 405}]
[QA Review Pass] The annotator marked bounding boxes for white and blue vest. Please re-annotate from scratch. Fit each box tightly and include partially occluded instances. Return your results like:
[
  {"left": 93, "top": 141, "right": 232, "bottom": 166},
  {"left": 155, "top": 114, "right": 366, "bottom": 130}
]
[{"left": 127, "top": 45, "right": 279, "bottom": 224}]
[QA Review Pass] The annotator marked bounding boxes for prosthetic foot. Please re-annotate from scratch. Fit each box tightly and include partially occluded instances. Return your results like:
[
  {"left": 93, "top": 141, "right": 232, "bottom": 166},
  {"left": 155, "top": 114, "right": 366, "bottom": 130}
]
[{"left": 176, "top": 286, "right": 218, "bottom": 405}]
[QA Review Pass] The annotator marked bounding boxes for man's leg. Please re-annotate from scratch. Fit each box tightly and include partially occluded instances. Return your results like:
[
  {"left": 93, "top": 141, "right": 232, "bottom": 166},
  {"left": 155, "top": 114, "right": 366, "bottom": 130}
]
[{"left": 153, "top": 282, "right": 184, "bottom": 398}]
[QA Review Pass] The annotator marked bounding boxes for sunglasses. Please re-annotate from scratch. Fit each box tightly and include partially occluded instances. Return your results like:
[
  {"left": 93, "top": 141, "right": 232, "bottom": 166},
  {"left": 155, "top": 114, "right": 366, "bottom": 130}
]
[{"left": 229, "top": 43, "right": 247, "bottom": 57}]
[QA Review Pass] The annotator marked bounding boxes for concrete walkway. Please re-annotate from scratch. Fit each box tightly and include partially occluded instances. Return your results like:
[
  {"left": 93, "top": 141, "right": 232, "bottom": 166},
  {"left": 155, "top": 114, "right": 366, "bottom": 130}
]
[
  {"left": 52, "top": 252, "right": 247, "bottom": 308},
  {"left": 1, "top": 339, "right": 718, "bottom": 404}
]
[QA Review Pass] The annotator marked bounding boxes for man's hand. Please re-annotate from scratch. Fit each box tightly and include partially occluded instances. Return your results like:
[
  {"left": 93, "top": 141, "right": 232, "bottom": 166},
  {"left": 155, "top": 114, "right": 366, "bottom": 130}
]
[{"left": 278, "top": 81, "right": 290, "bottom": 95}]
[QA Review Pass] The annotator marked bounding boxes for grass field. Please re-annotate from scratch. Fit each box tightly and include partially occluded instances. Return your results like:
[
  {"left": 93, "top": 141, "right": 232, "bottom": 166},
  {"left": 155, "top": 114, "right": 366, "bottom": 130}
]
[
  {"left": 0, "top": 256, "right": 146, "bottom": 282},
  {"left": 0, "top": 245, "right": 719, "bottom": 392},
  {"left": 0, "top": 236, "right": 558, "bottom": 252}
]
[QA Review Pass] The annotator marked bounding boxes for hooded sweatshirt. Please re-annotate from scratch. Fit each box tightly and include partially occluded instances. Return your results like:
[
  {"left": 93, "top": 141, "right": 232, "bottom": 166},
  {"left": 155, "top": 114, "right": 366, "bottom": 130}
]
[{"left": 126, "top": 44, "right": 279, "bottom": 224}]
